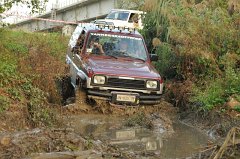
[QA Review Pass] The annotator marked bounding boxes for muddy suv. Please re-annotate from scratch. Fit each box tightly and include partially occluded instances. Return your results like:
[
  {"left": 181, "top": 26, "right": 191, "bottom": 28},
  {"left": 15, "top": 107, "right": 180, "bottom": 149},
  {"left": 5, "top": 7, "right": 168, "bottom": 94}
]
[{"left": 65, "top": 23, "right": 163, "bottom": 105}]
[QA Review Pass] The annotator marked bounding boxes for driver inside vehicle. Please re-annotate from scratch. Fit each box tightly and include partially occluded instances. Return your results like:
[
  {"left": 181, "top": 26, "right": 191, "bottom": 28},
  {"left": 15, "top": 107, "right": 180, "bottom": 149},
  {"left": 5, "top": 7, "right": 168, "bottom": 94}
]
[
  {"left": 133, "top": 40, "right": 147, "bottom": 60},
  {"left": 118, "top": 38, "right": 129, "bottom": 54},
  {"left": 118, "top": 38, "right": 147, "bottom": 61},
  {"left": 88, "top": 36, "right": 105, "bottom": 55}
]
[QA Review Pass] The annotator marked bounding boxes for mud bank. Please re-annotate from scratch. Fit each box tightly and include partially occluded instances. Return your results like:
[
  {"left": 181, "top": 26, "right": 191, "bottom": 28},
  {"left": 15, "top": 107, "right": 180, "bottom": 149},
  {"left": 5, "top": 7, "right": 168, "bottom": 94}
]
[
  {"left": 178, "top": 111, "right": 240, "bottom": 159},
  {"left": 2, "top": 99, "right": 217, "bottom": 159},
  {"left": 1, "top": 91, "right": 239, "bottom": 159}
]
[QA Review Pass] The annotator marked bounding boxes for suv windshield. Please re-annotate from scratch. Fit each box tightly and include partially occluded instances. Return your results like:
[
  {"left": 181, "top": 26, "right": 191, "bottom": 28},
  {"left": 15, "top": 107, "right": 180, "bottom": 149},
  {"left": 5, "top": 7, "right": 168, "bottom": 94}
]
[
  {"left": 86, "top": 33, "right": 148, "bottom": 61},
  {"left": 105, "top": 11, "right": 129, "bottom": 21}
]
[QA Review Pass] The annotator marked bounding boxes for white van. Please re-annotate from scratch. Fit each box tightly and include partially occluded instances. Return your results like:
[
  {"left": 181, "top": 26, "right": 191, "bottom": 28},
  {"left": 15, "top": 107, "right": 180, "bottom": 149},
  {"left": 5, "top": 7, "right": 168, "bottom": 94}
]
[{"left": 93, "top": 9, "right": 144, "bottom": 29}]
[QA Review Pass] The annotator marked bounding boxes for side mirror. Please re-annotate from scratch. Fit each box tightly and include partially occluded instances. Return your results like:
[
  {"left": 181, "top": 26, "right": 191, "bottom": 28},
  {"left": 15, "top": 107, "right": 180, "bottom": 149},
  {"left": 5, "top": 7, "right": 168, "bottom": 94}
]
[{"left": 150, "top": 54, "right": 158, "bottom": 62}]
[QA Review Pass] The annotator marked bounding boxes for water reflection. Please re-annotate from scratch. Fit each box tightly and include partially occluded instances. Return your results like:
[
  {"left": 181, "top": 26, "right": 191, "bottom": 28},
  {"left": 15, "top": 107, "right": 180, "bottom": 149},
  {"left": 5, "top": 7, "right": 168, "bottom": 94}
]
[
  {"left": 107, "top": 124, "right": 208, "bottom": 158},
  {"left": 108, "top": 128, "right": 163, "bottom": 153},
  {"left": 106, "top": 128, "right": 164, "bottom": 156},
  {"left": 69, "top": 115, "right": 209, "bottom": 158},
  {"left": 160, "top": 123, "right": 209, "bottom": 158}
]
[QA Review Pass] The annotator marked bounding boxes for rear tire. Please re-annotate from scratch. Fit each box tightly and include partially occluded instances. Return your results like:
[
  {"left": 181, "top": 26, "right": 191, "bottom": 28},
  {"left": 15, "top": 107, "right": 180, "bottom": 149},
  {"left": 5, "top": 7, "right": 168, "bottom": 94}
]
[{"left": 61, "top": 76, "right": 75, "bottom": 105}]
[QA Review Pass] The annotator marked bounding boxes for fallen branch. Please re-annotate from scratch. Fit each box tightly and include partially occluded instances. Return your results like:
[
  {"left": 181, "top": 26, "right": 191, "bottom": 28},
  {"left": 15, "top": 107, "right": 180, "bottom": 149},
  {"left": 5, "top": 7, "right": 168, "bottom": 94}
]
[{"left": 212, "top": 127, "right": 240, "bottom": 159}]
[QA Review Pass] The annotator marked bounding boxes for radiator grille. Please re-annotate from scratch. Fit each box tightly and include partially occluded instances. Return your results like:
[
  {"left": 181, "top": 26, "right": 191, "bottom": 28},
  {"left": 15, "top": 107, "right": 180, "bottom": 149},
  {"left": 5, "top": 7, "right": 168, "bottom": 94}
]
[{"left": 106, "top": 77, "right": 146, "bottom": 90}]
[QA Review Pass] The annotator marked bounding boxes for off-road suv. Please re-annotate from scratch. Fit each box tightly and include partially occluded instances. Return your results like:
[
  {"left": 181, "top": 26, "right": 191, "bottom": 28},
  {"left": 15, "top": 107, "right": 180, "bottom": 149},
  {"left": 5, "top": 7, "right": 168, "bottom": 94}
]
[{"left": 65, "top": 23, "right": 163, "bottom": 105}]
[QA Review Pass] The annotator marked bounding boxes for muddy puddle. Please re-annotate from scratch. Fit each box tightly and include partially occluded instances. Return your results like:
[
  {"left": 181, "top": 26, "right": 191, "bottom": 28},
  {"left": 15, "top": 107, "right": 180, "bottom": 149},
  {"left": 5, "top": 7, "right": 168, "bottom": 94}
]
[{"left": 66, "top": 114, "right": 210, "bottom": 158}]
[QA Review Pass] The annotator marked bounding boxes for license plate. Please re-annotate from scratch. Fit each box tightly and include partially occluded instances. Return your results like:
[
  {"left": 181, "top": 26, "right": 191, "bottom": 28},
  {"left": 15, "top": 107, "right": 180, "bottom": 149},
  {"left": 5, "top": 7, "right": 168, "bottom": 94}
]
[
  {"left": 116, "top": 94, "right": 136, "bottom": 102},
  {"left": 116, "top": 130, "right": 135, "bottom": 139}
]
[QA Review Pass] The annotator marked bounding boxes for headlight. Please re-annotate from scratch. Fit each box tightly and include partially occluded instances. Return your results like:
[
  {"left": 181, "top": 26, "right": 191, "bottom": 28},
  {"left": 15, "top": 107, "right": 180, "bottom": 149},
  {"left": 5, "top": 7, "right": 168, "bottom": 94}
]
[
  {"left": 146, "top": 80, "right": 158, "bottom": 89},
  {"left": 93, "top": 75, "right": 106, "bottom": 84}
]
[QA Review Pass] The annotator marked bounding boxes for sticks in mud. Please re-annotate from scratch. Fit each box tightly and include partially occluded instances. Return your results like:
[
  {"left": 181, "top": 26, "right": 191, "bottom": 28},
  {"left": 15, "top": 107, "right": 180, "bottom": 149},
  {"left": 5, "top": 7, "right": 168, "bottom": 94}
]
[
  {"left": 212, "top": 127, "right": 240, "bottom": 159},
  {"left": 199, "top": 127, "right": 240, "bottom": 159}
]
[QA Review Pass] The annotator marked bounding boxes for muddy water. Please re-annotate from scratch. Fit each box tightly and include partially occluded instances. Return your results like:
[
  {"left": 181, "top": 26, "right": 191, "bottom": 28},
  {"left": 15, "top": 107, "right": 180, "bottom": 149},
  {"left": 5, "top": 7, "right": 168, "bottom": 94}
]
[{"left": 66, "top": 114, "right": 210, "bottom": 158}]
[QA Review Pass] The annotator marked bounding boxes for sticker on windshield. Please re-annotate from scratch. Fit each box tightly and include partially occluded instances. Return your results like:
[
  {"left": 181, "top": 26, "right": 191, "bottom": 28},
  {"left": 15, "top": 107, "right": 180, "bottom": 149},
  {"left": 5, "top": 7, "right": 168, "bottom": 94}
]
[{"left": 87, "top": 48, "right": 93, "bottom": 53}]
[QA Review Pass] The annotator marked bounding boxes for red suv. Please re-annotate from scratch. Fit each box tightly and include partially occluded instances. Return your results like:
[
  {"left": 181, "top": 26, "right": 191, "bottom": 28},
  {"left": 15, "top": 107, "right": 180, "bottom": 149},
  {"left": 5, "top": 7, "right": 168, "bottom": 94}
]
[{"left": 65, "top": 23, "right": 163, "bottom": 105}]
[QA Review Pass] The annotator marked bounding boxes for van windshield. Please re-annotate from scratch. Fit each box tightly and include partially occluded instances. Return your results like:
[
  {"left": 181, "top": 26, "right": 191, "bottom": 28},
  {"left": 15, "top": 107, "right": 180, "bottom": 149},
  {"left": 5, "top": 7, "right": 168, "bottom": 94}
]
[
  {"left": 105, "top": 11, "right": 129, "bottom": 21},
  {"left": 86, "top": 33, "right": 148, "bottom": 61}
]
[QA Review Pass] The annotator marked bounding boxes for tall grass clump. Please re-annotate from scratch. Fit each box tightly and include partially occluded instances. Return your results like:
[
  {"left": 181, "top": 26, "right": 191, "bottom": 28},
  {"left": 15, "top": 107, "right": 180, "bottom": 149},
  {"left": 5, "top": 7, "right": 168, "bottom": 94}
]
[{"left": 141, "top": 0, "right": 240, "bottom": 111}]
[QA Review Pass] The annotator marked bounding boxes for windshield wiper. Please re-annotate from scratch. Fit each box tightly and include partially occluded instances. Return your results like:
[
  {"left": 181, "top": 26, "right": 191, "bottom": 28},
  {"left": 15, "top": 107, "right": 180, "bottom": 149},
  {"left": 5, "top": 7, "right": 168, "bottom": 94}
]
[
  {"left": 105, "top": 17, "right": 115, "bottom": 20},
  {"left": 107, "top": 54, "right": 118, "bottom": 59},
  {"left": 121, "top": 55, "right": 146, "bottom": 62}
]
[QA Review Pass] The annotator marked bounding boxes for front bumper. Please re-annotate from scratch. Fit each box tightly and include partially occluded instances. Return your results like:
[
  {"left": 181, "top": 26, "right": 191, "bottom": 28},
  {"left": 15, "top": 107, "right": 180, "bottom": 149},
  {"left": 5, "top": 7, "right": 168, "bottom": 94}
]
[{"left": 87, "top": 89, "right": 162, "bottom": 105}]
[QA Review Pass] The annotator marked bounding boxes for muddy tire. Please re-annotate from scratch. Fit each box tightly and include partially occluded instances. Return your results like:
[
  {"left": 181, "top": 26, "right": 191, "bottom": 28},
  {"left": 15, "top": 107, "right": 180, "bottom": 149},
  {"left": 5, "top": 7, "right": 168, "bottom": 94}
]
[
  {"left": 92, "top": 99, "right": 110, "bottom": 113},
  {"left": 61, "top": 76, "right": 75, "bottom": 105},
  {"left": 74, "top": 88, "right": 92, "bottom": 111},
  {"left": 75, "top": 87, "right": 87, "bottom": 103}
]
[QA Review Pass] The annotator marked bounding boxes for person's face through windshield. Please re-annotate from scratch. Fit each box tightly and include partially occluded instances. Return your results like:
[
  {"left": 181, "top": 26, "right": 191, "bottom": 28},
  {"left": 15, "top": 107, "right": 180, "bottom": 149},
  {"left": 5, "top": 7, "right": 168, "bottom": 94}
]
[
  {"left": 119, "top": 39, "right": 129, "bottom": 52},
  {"left": 89, "top": 36, "right": 99, "bottom": 48}
]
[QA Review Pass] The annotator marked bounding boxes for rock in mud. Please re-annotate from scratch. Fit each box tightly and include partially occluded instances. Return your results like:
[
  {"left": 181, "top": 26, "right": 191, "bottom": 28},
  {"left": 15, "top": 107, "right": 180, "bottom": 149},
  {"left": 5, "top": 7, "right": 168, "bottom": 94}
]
[
  {"left": 0, "top": 128, "right": 92, "bottom": 159},
  {"left": 0, "top": 136, "right": 11, "bottom": 146},
  {"left": 225, "top": 97, "right": 240, "bottom": 109},
  {"left": 30, "top": 150, "right": 103, "bottom": 159},
  {"left": 31, "top": 153, "right": 75, "bottom": 159}
]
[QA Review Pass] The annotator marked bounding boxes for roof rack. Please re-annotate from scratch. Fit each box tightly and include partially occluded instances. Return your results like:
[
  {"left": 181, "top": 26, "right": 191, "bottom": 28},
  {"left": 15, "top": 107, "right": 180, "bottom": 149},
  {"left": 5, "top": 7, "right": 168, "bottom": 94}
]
[{"left": 95, "top": 24, "right": 136, "bottom": 33}]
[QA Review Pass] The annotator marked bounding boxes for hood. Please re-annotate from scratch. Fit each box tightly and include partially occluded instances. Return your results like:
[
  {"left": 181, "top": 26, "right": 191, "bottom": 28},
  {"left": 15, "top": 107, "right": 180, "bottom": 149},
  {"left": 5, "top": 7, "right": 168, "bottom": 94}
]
[
  {"left": 95, "top": 19, "right": 126, "bottom": 22},
  {"left": 87, "top": 56, "right": 160, "bottom": 79},
  {"left": 94, "top": 19, "right": 127, "bottom": 26}
]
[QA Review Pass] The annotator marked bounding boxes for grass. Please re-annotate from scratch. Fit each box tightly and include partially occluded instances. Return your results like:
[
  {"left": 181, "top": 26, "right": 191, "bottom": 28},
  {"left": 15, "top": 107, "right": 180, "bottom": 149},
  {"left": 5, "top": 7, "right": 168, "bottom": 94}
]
[
  {"left": 191, "top": 66, "right": 240, "bottom": 111},
  {"left": 0, "top": 28, "right": 68, "bottom": 127},
  {"left": 0, "top": 95, "right": 10, "bottom": 113},
  {"left": 234, "top": 106, "right": 240, "bottom": 112}
]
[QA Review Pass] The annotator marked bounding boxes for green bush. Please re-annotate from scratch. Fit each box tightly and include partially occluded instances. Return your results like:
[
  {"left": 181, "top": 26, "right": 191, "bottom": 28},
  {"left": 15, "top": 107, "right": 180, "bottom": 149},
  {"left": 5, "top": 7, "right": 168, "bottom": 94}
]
[
  {"left": 142, "top": 0, "right": 239, "bottom": 79},
  {"left": 191, "top": 79, "right": 225, "bottom": 110},
  {"left": 224, "top": 67, "right": 240, "bottom": 95},
  {"left": 234, "top": 106, "right": 240, "bottom": 112},
  {"left": 191, "top": 66, "right": 240, "bottom": 111},
  {"left": 141, "top": 0, "right": 240, "bottom": 111},
  {"left": 154, "top": 43, "right": 178, "bottom": 78}
]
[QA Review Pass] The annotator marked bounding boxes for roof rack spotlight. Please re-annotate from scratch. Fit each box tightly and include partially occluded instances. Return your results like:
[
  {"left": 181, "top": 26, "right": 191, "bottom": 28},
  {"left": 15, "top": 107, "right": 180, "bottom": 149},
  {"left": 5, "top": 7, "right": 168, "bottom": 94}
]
[
  {"left": 105, "top": 25, "right": 109, "bottom": 29},
  {"left": 114, "top": 26, "right": 119, "bottom": 30},
  {"left": 99, "top": 24, "right": 104, "bottom": 30},
  {"left": 109, "top": 25, "right": 114, "bottom": 30},
  {"left": 129, "top": 27, "right": 136, "bottom": 33},
  {"left": 119, "top": 26, "right": 124, "bottom": 32}
]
